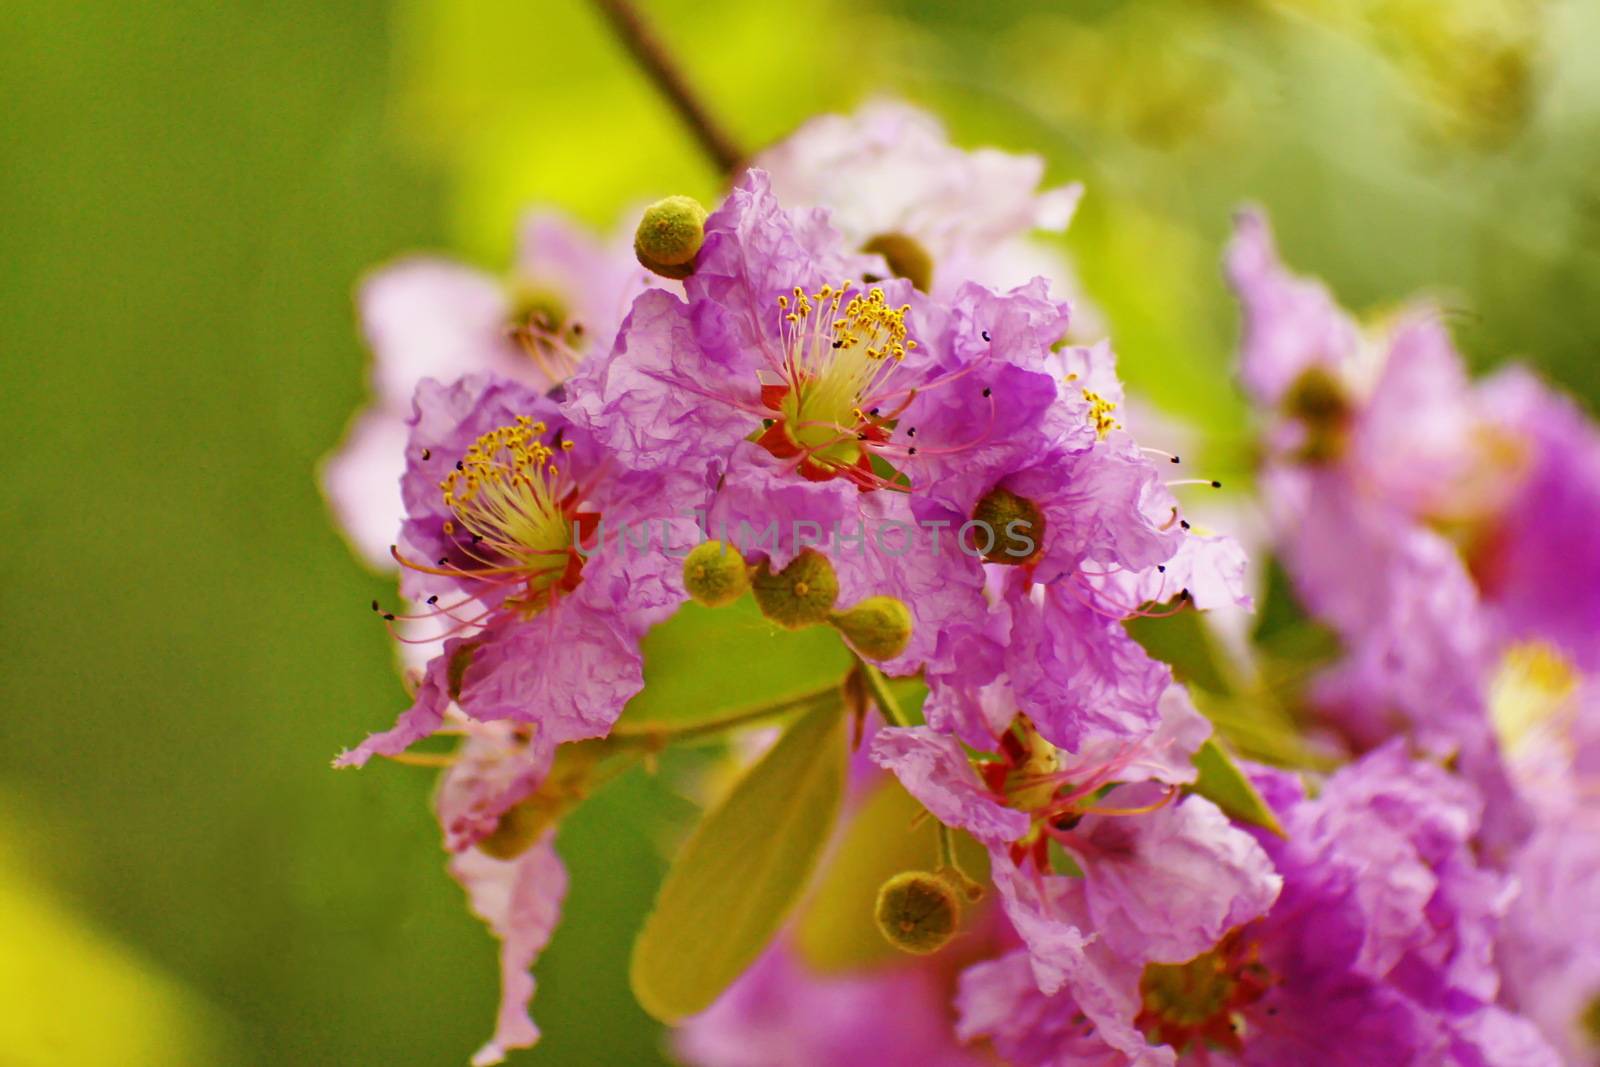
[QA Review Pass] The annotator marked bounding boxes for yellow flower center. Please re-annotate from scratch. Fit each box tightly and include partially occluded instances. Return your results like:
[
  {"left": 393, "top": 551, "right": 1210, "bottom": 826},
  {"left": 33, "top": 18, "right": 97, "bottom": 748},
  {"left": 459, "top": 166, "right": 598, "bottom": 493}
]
[
  {"left": 1489, "top": 640, "right": 1577, "bottom": 754},
  {"left": 773, "top": 284, "right": 914, "bottom": 469},
  {"left": 1137, "top": 932, "right": 1273, "bottom": 1053},
  {"left": 439, "top": 416, "right": 579, "bottom": 613}
]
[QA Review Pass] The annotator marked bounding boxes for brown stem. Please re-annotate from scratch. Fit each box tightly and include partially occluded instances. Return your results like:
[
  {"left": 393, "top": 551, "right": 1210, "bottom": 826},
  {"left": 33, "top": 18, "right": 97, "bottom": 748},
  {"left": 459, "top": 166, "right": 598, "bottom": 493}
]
[{"left": 589, "top": 0, "right": 744, "bottom": 176}]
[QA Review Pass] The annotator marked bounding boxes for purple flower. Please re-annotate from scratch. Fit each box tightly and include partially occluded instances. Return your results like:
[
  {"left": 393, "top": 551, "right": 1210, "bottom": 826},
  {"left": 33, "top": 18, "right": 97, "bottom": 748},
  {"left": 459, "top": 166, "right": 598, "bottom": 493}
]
[
  {"left": 957, "top": 946, "right": 1176, "bottom": 1067},
  {"left": 567, "top": 169, "right": 917, "bottom": 487},
  {"left": 867, "top": 727, "right": 1031, "bottom": 845},
  {"left": 335, "top": 371, "right": 703, "bottom": 766},
  {"left": 1205, "top": 745, "right": 1559, "bottom": 1066},
  {"left": 950, "top": 744, "right": 1557, "bottom": 1066},
  {"left": 891, "top": 322, "right": 1217, "bottom": 749},
  {"left": 1470, "top": 367, "right": 1600, "bottom": 673},
  {"left": 1005, "top": 577, "right": 1177, "bottom": 752},
  {"left": 1227, "top": 208, "right": 1600, "bottom": 758},
  {"left": 322, "top": 212, "right": 654, "bottom": 568},
  {"left": 872, "top": 698, "right": 1279, "bottom": 1060},
  {"left": 755, "top": 99, "right": 1083, "bottom": 299}
]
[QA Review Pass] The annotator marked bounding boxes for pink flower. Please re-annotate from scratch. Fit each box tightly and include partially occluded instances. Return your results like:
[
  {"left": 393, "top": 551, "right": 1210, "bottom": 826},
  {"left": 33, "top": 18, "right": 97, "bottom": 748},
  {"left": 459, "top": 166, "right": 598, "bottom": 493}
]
[
  {"left": 335, "top": 372, "right": 704, "bottom": 766},
  {"left": 756, "top": 99, "right": 1082, "bottom": 299},
  {"left": 321, "top": 212, "right": 655, "bottom": 569},
  {"left": 871, "top": 695, "right": 1280, "bottom": 1060}
]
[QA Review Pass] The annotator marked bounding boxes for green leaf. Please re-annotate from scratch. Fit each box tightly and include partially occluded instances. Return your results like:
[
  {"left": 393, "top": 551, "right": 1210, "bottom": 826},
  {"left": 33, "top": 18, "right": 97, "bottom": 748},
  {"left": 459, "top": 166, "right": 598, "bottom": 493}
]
[
  {"left": 1124, "top": 609, "right": 1236, "bottom": 695},
  {"left": 1190, "top": 738, "right": 1285, "bottom": 837},
  {"left": 1250, "top": 556, "right": 1341, "bottom": 662},
  {"left": 618, "top": 599, "right": 852, "bottom": 731},
  {"left": 629, "top": 696, "right": 847, "bottom": 1021}
]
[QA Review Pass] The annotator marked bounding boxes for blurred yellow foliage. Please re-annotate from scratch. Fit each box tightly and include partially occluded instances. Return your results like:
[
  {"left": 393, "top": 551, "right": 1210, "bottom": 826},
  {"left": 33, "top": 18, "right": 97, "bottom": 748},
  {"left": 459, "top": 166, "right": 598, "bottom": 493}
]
[
  {"left": 0, "top": 830, "right": 228, "bottom": 1067},
  {"left": 1265, "top": 0, "right": 1544, "bottom": 144}
]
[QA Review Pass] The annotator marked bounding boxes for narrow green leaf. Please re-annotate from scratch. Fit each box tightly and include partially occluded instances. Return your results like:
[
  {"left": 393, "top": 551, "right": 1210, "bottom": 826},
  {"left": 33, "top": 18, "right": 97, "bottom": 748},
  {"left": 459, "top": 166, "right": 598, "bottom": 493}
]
[
  {"left": 1124, "top": 609, "right": 1236, "bottom": 695},
  {"left": 630, "top": 696, "right": 847, "bottom": 1021},
  {"left": 1190, "top": 738, "right": 1285, "bottom": 837},
  {"left": 618, "top": 599, "right": 852, "bottom": 731}
]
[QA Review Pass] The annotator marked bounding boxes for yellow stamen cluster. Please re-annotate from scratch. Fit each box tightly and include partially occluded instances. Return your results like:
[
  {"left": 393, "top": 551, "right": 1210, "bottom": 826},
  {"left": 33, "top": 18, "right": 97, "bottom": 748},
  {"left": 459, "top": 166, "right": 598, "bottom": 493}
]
[
  {"left": 1489, "top": 640, "right": 1577, "bottom": 752},
  {"left": 439, "top": 416, "right": 576, "bottom": 596},
  {"left": 835, "top": 286, "right": 912, "bottom": 362},
  {"left": 1083, "top": 388, "right": 1120, "bottom": 438},
  {"left": 1141, "top": 950, "right": 1240, "bottom": 1027},
  {"left": 775, "top": 284, "right": 916, "bottom": 466}
]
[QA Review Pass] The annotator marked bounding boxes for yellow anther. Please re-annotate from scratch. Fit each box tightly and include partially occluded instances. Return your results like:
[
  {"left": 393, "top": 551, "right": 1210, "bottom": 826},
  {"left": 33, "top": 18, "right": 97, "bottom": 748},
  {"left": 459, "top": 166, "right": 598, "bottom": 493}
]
[{"left": 1083, "top": 389, "right": 1120, "bottom": 439}]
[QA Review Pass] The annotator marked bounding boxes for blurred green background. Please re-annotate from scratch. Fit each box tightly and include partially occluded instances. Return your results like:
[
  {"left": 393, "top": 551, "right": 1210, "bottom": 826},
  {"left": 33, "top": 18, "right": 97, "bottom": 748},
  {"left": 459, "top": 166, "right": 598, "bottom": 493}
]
[{"left": 3, "top": 0, "right": 1598, "bottom": 1063}]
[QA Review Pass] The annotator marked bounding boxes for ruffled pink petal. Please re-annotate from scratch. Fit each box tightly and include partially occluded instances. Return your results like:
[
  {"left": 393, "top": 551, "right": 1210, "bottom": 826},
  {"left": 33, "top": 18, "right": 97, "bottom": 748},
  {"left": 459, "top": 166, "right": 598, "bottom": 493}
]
[
  {"left": 449, "top": 833, "right": 567, "bottom": 1066},
  {"left": 869, "top": 726, "right": 1030, "bottom": 845},
  {"left": 1072, "top": 786, "right": 1282, "bottom": 962}
]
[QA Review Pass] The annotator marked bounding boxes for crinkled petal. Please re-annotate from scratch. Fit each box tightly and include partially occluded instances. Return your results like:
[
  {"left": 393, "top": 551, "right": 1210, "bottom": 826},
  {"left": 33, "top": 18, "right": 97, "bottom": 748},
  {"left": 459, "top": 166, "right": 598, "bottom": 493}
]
[
  {"left": 435, "top": 721, "right": 555, "bottom": 853},
  {"left": 835, "top": 489, "right": 994, "bottom": 677},
  {"left": 869, "top": 726, "right": 1030, "bottom": 844},
  {"left": 1005, "top": 579, "right": 1172, "bottom": 753},
  {"left": 1057, "top": 684, "right": 1211, "bottom": 789},
  {"left": 1094, "top": 530, "right": 1252, "bottom": 612},
  {"left": 451, "top": 590, "right": 645, "bottom": 744},
  {"left": 333, "top": 637, "right": 459, "bottom": 767},
  {"left": 449, "top": 833, "right": 567, "bottom": 1066},
  {"left": 688, "top": 169, "right": 881, "bottom": 368},
  {"left": 1023, "top": 434, "right": 1183, "bottom": 583},
  {"left": 756, "top": 100, "right": 1082, "bottom": 297},
  {"left": 707, "top": 442, "right": 857, "bottom": 570},
  {"left": 956, "top": 949, "right": 1177, "bottom": 1067},
  {"left": 1072, "top": 786, "right": 1282, "bottom": 962},
  {"left": 563, "top": 289, "right": 757, "bottom": 475}
]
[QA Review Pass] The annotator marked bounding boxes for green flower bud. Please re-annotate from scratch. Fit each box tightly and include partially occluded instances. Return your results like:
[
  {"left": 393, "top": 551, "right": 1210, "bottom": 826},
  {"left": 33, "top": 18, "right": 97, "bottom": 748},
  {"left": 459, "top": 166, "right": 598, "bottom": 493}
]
[
  {"left": 476, "top": 741, "right": 602, "bottom": 860},
  {"left": 972, "top": 486, "right": 1047, "bottom": 565},
  {"left": 476, "top": 797, "right": 551, "bottom": 860},
  {"left": 683, "top": 540, "right": 750, "bottom": 608},
  {"left": 750, "top": 549, "right": 839, "bottom": 629},
  {"left": 874, "top": 870, "right": 960, "bottom": 955},
  {"left": 634, "top": 195, "right": 709, "bottom": 280},
  {"left": 830, "top": 595, "right": 913, "bottom": 661},
  {"left": 861, "top": 232, "right": 934, "bottom": 293}
]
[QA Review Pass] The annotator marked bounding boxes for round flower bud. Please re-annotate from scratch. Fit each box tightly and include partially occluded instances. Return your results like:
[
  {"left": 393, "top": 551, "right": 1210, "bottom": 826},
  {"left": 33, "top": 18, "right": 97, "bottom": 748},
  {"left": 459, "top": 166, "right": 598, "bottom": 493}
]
[
  {"left": 830, "top": 595, "right": 913, "bottom": 661},
  {"left": 751, "top": 549, "right": 839, "bottom": 629},
  {"left": 861, "top": 232, "right": 934, "bottom": 293},
  {"left": 477, "top": 798, "right": 551, "bottom": 861},
  {"left": 874, "top": 870, "right": 960, "bottom": 955},
  {"left": 634, "top": 195, "right": 709, "bottom": 280},
  {"left": 683, "top": 540, "right": 749, "bottom": 607},
  {"left": 971, "top": 486, "right": 1047, "bottom": 565}
]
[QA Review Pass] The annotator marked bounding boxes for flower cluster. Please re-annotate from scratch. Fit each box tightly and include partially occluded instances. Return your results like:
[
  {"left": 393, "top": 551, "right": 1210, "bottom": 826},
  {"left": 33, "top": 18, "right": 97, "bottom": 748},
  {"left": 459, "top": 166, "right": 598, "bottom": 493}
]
[{"left": 323, "top": 102, "right": 1599, "bottom": 1065}]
